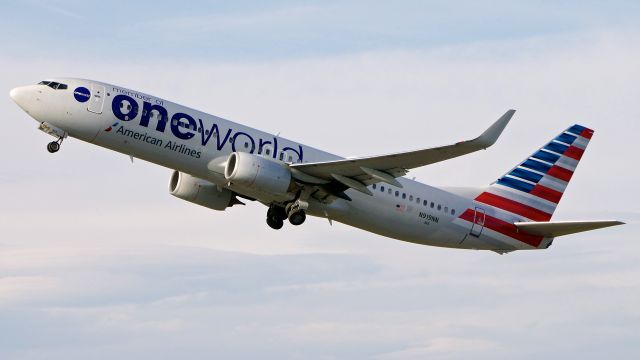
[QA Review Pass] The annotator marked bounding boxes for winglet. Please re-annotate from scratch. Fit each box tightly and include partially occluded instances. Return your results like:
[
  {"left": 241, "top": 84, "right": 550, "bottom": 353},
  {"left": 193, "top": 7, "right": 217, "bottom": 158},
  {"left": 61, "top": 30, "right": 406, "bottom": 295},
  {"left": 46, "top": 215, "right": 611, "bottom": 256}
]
[{"left": 473, "top": 109, "right": 515, "bottom": 149}]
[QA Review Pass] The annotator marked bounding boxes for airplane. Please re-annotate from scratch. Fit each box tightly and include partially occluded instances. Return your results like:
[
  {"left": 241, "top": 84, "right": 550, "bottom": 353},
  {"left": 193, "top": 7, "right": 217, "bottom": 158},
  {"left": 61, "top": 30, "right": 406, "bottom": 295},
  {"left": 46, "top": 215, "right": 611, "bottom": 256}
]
[{"left": 9, "top": 78, "right": 624, "bottom": 253}]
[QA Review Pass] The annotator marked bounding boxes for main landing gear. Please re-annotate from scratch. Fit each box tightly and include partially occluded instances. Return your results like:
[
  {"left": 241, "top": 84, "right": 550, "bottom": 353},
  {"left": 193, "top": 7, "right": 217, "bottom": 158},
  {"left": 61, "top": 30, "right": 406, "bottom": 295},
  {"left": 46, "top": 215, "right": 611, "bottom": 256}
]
[
  {"left": 47, "top": 138, "right": 63, "bottom": 153},
  {"left": 286, "top": 200, "right": 307, "bottom": 226},
  {"left": 266, "top": 205, "right": 287, "bottom": 230},
  {"left": 266, "top": 198, "right": 309, "bottom": 230}
]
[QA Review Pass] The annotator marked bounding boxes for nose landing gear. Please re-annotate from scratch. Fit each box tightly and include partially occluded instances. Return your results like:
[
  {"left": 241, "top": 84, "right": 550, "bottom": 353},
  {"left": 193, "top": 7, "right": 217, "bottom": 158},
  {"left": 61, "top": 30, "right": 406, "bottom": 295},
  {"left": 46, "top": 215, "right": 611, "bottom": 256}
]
[
  {"left": 38, "top": 122, "right": 67, "bottom": 154},
  {"left": 46, "top": 138, "right": 63, "bottom": 153}
]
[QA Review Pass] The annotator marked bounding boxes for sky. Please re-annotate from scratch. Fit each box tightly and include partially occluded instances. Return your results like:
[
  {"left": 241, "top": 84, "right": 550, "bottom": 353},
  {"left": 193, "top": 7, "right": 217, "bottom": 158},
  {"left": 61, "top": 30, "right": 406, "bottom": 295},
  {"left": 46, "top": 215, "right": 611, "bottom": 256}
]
[{"left": 1, "top": 1, "right": 639, "bottom": 359}]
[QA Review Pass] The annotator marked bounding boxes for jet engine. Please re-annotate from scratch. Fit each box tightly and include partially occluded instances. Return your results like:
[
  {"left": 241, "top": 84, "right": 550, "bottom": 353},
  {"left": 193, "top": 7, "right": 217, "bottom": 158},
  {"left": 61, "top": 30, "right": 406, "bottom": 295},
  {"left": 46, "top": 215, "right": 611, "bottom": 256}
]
[
  {"left": 169, "top": 171, "right": 237, "bottom": 211},
  {"left": 224, "top": 152, "right": 293, "bottom": 195}
]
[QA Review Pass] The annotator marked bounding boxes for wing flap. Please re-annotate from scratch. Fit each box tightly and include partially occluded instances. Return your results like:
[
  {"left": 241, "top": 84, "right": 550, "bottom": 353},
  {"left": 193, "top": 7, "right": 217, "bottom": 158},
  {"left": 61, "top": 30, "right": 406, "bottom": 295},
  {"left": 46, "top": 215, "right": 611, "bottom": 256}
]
[{"left": 514, "top": 220, "right": 625, "bottom": 237}]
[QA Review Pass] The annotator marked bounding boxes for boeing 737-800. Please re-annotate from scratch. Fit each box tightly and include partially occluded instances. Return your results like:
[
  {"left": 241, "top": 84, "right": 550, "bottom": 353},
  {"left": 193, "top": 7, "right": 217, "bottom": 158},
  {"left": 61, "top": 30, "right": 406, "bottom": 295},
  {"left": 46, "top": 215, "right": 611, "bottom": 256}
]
[{"left": 10, "top": 79, "right": 623, "bottom": 253}]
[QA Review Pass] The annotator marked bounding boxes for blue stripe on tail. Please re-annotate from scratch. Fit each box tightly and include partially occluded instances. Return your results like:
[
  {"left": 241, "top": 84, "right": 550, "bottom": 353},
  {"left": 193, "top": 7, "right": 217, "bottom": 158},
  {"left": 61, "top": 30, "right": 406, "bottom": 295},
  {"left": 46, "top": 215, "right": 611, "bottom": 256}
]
[
  {"left": 497, "top": 177, "right": 535, "bottom": 193},
  {"left": 531, "top": 150, "right": 560, "bottom": 164},
  {"left": 555, "top": 133, "right": 577, "bottom": 145},
  {"left": 521, "top": 159, "right": 552, "bottom": 173},
  {"left": 510, "top": 168, "right": 544, "bottom": 183},
  {"left": 566, "top": 124, "right": 586, "bottom": 136},
  {"left": 544, "top": 142, "right": 568, "bottom": 154}
]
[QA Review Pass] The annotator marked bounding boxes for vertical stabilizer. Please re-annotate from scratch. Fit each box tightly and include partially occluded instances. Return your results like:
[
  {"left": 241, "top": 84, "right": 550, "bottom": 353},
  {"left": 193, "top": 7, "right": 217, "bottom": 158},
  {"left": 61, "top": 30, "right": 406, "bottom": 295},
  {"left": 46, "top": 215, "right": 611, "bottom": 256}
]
[{"left": 477, "top": 124, "right": 594, "bottom": 221}]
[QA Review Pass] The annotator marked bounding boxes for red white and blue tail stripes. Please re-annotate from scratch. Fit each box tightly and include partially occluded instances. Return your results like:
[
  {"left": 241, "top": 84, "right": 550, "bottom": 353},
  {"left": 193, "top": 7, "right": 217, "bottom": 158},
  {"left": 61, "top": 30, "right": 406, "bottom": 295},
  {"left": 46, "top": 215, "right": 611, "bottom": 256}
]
[
  {"left": 478, "top": 124, "right": 593, "bottom": 222},
  {"left": 456, "top": 124, "right": 593, "bottom": 248}
]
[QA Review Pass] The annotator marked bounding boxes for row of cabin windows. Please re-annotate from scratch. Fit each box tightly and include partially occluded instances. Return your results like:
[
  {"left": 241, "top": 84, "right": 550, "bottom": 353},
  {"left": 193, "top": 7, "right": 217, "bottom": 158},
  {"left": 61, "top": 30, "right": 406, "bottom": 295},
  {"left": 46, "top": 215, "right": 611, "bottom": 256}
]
[{"left": 371, "top": 183, "right": 456, "bottom": 216}]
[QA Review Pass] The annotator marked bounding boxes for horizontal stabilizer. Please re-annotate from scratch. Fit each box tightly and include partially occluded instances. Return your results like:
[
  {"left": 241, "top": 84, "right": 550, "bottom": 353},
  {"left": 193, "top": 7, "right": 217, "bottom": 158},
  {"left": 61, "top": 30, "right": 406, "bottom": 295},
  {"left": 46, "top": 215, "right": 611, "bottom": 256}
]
[{"left": 514, "top": 220, "right": 625, "bottom": 237}]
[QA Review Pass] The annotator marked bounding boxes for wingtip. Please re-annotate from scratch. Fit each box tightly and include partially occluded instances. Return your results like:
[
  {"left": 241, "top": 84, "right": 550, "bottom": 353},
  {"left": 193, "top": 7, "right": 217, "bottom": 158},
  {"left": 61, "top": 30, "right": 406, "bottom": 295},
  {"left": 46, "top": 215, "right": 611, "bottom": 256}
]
[
  {"left": 504, "top": 109, "right": 516, "bottom": 119},
  {"left": 475, "top": 109, "right": 516, "bottom": 148}
]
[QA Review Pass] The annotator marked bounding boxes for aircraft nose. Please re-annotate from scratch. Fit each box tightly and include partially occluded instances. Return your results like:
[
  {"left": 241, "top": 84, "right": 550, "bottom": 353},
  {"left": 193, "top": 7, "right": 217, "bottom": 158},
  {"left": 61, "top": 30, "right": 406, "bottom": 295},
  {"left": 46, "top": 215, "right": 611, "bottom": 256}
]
[{"left": 10, "top": 86, "right": 33, "bottom": 112}]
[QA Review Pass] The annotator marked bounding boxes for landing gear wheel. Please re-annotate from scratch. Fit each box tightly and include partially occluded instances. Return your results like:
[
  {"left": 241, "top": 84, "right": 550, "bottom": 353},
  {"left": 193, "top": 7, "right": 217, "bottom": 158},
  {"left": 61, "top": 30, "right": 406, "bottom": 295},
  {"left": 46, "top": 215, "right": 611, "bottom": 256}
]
[
  {"left": 266, "top": 216, "right": 284, "bottom": 230},
  {"left": 47, "top": 141, "right": 60, "bottom": 153},
  {"left": 266, "top": 205, "right": 287, "bottom": 230},
  {"left": 288, "top": 211, "right": 306, "bottom": 226}
]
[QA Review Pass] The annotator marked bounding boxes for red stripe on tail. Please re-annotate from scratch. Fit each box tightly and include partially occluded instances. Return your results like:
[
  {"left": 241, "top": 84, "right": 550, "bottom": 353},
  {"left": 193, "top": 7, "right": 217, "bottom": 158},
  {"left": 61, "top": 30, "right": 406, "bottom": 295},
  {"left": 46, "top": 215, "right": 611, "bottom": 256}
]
[
  {"left": 475, "top": 192, "right": 552, "bottom": 221},
  {"left": 459, "top": 209, "right": 544, "bottom": 247},
  {"left": 529, "top": 184, "right": 563, "bottom": 203},
  {"left": 580, "top": 128, "right": 594, "bottom": 139},
  {"left": 564, "top": 146, "right": 585, "bottom": 160},
  {"left": 547, "top": 165, "right": 573, "bottom": 182}
]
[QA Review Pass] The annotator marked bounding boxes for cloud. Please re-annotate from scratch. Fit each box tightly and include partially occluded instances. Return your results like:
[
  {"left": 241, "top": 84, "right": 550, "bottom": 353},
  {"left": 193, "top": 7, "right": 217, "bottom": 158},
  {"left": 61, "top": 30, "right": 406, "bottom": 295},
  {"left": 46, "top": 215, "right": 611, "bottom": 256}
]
[{"left": 376, "top": 337, "right": 502, "bottom": 360}]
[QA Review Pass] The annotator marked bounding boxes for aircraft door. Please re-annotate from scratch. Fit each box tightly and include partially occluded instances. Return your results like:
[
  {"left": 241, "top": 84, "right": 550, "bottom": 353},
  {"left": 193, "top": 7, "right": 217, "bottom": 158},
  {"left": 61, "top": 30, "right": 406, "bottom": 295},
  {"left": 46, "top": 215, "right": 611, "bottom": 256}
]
[
  {"left": 469, "top": 207, "right": 486, "bottom": 237},
  {"left": 87, "top": 83, "right": 105, "bottom": 114}
]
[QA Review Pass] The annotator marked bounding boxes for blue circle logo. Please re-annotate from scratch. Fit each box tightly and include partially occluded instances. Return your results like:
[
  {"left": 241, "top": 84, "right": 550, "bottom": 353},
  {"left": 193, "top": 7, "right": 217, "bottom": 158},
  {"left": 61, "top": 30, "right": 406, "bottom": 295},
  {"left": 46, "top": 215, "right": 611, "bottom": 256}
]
[{"left": 73, "top": 87, "right": 91, "bottom": 102}]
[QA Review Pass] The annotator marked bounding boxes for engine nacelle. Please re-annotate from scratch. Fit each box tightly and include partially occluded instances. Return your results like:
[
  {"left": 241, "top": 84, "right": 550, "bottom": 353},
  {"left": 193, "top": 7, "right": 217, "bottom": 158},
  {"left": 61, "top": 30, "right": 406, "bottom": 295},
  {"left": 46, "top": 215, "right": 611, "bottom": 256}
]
[
  {"left": 169, "top": 171, "right": 234, "bottom": 211},
  {"left": 224, "top": 152, "right": 292, "bottom": 195}
]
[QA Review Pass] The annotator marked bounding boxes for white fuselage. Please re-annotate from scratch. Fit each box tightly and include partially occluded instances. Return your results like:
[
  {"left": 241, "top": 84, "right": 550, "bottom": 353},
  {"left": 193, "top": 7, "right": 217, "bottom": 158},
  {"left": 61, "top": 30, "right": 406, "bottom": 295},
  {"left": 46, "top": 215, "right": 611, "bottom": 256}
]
[{"left": 11, "top": 78, "right": 546, "bottom": 252}]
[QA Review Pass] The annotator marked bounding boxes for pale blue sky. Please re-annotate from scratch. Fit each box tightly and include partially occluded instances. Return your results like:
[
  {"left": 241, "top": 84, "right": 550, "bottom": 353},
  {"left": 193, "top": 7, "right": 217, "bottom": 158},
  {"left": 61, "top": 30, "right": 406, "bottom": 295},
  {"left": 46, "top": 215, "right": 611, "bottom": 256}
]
[
  {"left": 1, "top": 1, "right": 639, "bottom": 359},
  {"left": 4, "top": 0, "right": 640, "bottom": 60}
]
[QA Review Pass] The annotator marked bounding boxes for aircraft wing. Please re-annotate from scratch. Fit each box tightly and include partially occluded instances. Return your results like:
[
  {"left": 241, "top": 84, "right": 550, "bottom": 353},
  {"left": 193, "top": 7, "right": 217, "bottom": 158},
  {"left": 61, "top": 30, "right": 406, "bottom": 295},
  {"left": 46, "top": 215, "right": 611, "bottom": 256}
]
[{"left": 290, "top": 110, "right": 515, "bottom": 196}]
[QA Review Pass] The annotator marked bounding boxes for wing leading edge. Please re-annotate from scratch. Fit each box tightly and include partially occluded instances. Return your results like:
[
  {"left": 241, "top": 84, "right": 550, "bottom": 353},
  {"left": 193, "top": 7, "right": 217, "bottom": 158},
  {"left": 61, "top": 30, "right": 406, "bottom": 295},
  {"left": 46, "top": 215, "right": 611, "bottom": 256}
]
[{"left": 291, "top": 110, "right": 515, "bottom": 195}]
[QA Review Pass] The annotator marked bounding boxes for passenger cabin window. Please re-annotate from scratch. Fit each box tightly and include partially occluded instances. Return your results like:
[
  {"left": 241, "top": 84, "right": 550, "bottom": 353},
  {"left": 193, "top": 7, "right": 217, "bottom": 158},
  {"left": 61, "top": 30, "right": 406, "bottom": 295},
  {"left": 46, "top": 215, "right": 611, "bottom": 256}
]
[
  {"left": 409, "top": 195, "right": 413, "bottom": 201},
  {"left": 372, "top": 184, "right": 377, "bottom": 190},
  {"left": 423, "top": 200, "right": 427, "bottom": 206},
  {"left": 451, "top": 209, "right": 456, "bottom": 216},
  {"left": 402, "top": 193, "right": 406, "bottom": 199},
  {"left": 395, "top": 190, "right": 399, "bottom": 197},
  {"left": 437, "top": 204, "right": 442, "bottom": 211},
  {"left": 380, "top": 185, "right": 385, "bottom": 192}
]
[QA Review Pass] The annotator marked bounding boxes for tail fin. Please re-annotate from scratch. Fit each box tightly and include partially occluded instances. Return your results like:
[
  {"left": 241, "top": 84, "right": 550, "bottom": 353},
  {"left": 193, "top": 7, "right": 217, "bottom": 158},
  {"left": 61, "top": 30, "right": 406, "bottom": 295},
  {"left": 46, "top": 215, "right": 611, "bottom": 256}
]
[{"left": 476, "top": 124, "right": 594, "bottom": 221}]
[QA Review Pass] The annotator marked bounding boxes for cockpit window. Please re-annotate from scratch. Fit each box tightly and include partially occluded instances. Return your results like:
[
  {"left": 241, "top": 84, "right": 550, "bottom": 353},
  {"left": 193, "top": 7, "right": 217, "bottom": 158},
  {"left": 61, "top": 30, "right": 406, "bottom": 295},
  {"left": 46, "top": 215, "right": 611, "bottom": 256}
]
[{"left": 37, "top": 81, "right": 68, "bottom": 90}]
